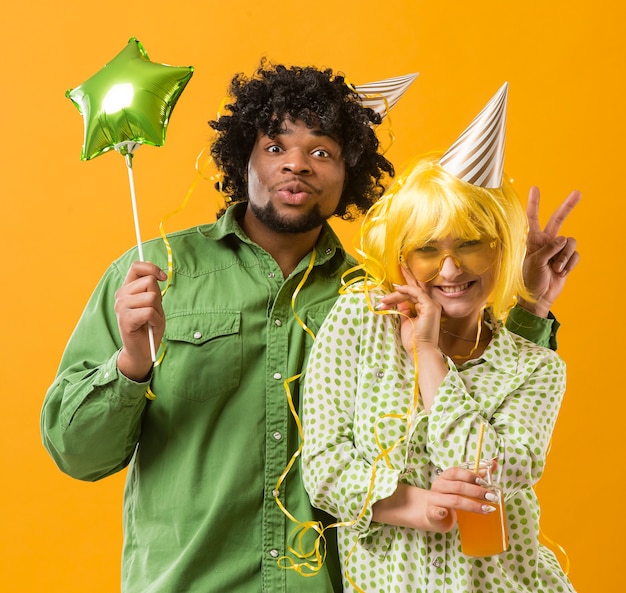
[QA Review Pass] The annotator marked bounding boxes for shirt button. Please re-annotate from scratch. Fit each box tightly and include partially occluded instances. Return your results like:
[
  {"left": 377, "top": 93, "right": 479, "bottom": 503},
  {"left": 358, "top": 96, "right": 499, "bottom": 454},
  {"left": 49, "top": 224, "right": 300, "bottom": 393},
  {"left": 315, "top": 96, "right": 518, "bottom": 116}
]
[
  {"left": 273, "top": 431, "right": 282, "bottom": 441},
  {"left": 274, "top": 319, "right": 282, "bottom": 327},
  {"left": 270, "top": 549, "right": 279, "bottom": 558},
  {"left": 435, "top": 467, "right": 443, "bottom": 475},
  {"left": 325, "top": 248, "right": 332, "bottom": 255},
  {"left": 376, "top": 370, "right": 384, "bottom": 379},
  {"left": 268, "top": 272, "right": 276, "bottom": 278},
  {"left": 273, "top": 372, "right": 282, "bottom": 380},
  {"left": 193, "top": 331, "right": 202, "bottom": 339},
  {"left": 272, "top": 489, "right": 280, "bottom": 497},
  {"left": 432, "top": 557, "right": 443, "bottom": 568}
]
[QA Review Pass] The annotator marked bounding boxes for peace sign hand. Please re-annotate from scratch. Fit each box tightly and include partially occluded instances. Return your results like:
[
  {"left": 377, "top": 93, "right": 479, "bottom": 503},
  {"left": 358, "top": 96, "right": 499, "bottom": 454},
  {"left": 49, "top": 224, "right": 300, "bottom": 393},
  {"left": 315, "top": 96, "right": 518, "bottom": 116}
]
[{"left": 519, "top": 186, "right": 581, "bottom": 318}]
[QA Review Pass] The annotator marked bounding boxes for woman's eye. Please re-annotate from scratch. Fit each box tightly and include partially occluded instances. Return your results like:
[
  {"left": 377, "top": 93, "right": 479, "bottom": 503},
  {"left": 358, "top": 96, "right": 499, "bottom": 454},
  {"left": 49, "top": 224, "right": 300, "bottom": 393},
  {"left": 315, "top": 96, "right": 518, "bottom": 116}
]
[{"left": 459, "top": 240, "right": 481, "bottom": 249}]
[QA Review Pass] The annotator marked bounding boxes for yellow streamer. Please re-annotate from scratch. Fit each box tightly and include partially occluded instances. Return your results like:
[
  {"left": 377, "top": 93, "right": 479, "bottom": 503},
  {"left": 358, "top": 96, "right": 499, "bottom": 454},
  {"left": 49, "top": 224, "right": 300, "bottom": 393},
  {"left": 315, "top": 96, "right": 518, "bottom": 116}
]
[
  {"left": 275, "top": 240, "right": 423, "bottom": 590},
  {"left": 539, "top": 529, "right": 571, "bottom": 575},
  {"left": 272, "top": 177, "right": 426, "bottom": 589},
  {"left": 275, "top": 203, "right": 572, "bottom": 585},
  {"left": 190, "top": 84, "right": 572, "bottom": 584},
  {"left": 144, "top": 140, "right": 225, "bottom": 400},
  {"left": 536, "top": 438, "right": 571, "bottom": 574},
  {"left": 157, "top": 94, "right": 230, "bottom": 299}
]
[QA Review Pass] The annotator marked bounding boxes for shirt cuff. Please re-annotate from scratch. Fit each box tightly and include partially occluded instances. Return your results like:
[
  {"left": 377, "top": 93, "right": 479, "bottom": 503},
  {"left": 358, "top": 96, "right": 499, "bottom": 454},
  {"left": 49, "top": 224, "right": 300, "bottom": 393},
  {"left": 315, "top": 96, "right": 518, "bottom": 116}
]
[
  {"left": 93, "top": 352, "right": 153, "bottom": 401},
  {"left": 506, "top": 304, "right": 560, "bottom": 350},
  {"left": 351, "top": 465, "right": 401, "bottom": 534}
]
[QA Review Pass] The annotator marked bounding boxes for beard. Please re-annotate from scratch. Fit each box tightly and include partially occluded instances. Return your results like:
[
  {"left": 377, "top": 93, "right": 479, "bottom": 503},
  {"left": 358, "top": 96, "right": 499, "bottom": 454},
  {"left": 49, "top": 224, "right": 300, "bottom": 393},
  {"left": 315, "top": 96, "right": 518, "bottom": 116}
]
[{"left": 247, "top": 200, "right": 332, "bottom": 234}]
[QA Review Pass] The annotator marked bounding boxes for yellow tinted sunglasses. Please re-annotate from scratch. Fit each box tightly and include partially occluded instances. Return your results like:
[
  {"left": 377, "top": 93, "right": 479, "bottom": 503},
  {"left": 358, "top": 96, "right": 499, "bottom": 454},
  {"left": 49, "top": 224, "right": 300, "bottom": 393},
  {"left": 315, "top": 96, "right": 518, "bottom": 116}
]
[{"left": 404, "top": 238, "right": 499, "bottom": 282}]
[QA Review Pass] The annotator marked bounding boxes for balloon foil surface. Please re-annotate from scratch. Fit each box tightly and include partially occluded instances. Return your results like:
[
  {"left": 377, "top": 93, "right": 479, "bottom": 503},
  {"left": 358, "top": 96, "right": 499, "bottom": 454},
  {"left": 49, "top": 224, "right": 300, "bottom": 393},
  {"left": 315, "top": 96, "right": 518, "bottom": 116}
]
[{"left": 66, "top": 37, "right": 194, "bottom": 160}]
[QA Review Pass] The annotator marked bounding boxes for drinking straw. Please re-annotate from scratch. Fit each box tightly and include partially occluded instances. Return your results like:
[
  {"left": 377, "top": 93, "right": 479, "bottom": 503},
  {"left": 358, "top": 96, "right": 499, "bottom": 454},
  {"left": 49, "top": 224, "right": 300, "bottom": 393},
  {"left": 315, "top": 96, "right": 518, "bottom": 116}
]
[{"left": 473, "top": 422, "right": 486, "bottom": 474}]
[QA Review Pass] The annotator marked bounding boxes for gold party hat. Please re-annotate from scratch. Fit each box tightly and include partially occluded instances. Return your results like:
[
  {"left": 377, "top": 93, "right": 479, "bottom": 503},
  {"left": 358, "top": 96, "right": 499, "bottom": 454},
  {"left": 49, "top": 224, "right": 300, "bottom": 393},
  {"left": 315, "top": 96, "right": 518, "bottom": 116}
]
[
  {"left": 354, "top": 72, "right": 419, "bottom": 119},
  {"left": 440, "top": 82, "right": 508, "bottom": 188}
]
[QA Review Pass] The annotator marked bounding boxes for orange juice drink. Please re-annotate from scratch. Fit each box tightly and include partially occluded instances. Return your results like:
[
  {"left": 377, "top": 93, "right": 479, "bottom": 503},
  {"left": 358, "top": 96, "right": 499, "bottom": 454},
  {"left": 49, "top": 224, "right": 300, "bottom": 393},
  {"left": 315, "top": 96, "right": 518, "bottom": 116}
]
[
  {"left": 455, "top": 460, "right": 509, "bottom": 557},
  {"left": 456, "top": 494, "right": 509, "bottom": 557}
]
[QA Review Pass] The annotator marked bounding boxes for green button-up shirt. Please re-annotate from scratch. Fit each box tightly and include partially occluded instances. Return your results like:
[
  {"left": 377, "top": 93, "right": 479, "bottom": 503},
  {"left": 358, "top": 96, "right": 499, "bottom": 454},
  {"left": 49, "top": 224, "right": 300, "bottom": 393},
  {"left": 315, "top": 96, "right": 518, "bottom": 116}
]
[
  {"left": 41, "top": 203, "right": 556, "bottom": 593},
  {"left": 41, "top": 204, "right": 347, "bottom": 593}
]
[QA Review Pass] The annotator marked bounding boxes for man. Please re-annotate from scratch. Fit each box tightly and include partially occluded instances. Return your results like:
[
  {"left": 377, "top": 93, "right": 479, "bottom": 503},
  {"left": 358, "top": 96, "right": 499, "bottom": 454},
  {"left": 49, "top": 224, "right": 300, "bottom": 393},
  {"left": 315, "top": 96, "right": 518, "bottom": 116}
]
[{"left": 41, "top": 62, "right": 579, "bottom": 593}]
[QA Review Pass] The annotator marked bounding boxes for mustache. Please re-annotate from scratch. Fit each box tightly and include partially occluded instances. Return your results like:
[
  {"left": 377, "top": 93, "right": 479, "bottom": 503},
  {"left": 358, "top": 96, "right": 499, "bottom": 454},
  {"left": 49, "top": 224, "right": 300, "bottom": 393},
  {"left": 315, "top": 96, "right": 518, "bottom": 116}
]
[{"left": 271, "top": 176, "right": 320, "bottom": 193}]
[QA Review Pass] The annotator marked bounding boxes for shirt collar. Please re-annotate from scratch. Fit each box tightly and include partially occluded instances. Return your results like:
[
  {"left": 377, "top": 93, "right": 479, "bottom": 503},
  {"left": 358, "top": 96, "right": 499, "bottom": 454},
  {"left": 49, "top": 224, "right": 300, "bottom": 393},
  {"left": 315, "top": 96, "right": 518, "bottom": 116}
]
[
  {"left": 480, "top": 326, "right": 519, "bottom": 375},
  {"left": 455, "top": 316, "right": 519, "bottom": 376}
]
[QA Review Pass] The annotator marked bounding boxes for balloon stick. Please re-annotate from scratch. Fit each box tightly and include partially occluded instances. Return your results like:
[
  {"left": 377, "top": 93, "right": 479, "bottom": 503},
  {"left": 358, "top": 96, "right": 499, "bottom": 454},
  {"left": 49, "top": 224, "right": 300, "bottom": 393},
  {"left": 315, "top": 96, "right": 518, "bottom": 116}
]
[{"left": 119, "top": 142, "right": 157, "bottom": 363}]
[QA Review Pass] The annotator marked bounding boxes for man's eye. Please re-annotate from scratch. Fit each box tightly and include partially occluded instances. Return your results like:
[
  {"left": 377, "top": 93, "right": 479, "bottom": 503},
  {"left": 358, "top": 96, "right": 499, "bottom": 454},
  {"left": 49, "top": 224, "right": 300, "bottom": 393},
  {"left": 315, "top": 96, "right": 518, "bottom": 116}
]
[
  {"left": 313, "top": 149, "right": 330, "bottom": 157},
  {"left": 267, "top": 145, "right": 282, "bottom": 153}
]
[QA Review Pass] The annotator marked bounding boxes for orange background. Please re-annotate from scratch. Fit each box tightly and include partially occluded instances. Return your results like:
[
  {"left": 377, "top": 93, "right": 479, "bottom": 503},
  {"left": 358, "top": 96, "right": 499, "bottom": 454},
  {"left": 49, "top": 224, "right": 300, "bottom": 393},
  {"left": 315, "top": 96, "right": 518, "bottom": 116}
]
[{"left": 2, "top": 1, "right": 621, "bottom": 591}]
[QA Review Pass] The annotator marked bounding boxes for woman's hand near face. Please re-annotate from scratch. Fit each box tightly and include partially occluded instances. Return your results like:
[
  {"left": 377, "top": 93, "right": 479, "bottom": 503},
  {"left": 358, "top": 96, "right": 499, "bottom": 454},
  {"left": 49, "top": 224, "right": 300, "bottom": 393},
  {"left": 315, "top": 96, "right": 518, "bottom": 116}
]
[
  {"left": 377, "top": 267, "right": 441, "bottom": 354},
  {"left": 377, "top": 268, "right": 447, "bottom": 412}
]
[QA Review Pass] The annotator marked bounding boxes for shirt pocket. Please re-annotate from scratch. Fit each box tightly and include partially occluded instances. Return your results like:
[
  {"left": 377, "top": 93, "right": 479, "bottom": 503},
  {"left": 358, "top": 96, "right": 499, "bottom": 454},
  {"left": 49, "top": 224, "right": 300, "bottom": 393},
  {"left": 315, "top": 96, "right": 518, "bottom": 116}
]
[{"left": 155, "top": 310, "right": 242, "bottom": 401}]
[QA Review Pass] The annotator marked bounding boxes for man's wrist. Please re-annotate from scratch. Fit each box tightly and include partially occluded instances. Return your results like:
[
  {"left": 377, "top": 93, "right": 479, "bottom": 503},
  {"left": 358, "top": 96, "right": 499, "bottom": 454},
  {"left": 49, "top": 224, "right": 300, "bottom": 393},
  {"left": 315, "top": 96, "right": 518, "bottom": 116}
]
[
  {"left": 516, "top": 297, "right": 550, "bottom": 319},
  {"left": 116, "top": 349, "right": 153, "bottom": 383},
  {"left": 507, "top": 304, "right": 559, "bottom": 350}
]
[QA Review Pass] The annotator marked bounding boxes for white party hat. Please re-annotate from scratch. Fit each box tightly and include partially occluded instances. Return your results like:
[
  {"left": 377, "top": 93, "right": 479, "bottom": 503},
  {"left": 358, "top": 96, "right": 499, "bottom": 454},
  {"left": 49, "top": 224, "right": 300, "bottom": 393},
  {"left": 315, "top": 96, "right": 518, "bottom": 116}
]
[
  {"left": 354, "top": 72, "right": 419, "bottom": 119},
  {"left": 440, "top": 82, "right": 508, "bottom": 188}
]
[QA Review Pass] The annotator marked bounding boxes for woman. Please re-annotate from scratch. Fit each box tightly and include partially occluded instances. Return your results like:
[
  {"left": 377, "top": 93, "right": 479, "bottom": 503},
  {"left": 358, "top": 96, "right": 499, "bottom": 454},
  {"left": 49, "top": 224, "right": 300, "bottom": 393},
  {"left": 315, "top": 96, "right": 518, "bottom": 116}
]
[{"left": 301, "top": 89, "right": 576, "bottom": 591}]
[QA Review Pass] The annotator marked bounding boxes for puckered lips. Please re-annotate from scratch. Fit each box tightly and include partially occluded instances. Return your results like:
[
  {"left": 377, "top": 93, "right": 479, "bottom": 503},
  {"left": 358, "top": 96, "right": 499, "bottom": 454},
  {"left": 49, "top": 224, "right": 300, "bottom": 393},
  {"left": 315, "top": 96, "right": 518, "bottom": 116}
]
[{"left": 274, "top": 179, "right": 317, "bottom": 205}]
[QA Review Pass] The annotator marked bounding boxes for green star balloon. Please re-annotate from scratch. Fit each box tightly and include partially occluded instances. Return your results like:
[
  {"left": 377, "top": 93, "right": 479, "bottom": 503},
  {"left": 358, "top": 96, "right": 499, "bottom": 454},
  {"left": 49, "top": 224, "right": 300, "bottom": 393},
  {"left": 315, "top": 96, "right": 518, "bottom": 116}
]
[{"left": 66, "top": 37, "right": 194, "bottom": 160}]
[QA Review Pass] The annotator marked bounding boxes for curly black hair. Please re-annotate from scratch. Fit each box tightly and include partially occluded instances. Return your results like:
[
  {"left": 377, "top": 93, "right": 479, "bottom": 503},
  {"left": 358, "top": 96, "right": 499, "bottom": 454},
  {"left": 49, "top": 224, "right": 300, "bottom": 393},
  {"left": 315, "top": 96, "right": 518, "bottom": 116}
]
[{"left": 209, "top": 61, "right": 395, "bottom": 220}]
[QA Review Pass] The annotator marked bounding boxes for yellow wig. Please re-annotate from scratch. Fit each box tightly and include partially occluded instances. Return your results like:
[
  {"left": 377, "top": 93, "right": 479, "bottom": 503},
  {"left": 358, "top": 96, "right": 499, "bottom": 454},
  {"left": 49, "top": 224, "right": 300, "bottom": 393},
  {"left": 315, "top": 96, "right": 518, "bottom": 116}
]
[{"left": 358, "top": 152, "right": 532, "bottom": 320}]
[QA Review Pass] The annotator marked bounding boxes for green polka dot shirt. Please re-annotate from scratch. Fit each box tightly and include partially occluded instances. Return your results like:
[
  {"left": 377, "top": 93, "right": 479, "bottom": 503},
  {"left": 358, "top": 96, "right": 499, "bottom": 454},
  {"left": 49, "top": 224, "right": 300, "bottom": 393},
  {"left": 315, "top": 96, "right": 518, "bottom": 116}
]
[{"left": 302, "top": 290, "right": 576, "bottom": 592}]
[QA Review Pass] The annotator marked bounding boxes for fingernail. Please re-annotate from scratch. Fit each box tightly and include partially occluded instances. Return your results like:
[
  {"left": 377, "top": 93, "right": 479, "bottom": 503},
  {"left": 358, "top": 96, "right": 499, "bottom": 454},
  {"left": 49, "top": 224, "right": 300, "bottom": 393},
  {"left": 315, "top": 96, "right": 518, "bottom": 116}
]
[
  {"left": 475, "top": 477, "right": 490, "bottom": 487},
  {"left": 438, "top": 509, "right": 447, "bottom": 518},
  {"left": 375, "top": 302, "right": 386, "bottom": 310},
  {"left": 481, "top": 505, "right": 496, "bottom": 513},
  {"left": 485, "top": 492, "right": 499, "bottom": 503},
  {"left": 392, "top": 283, "right": 401, "bottom": 288}
]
